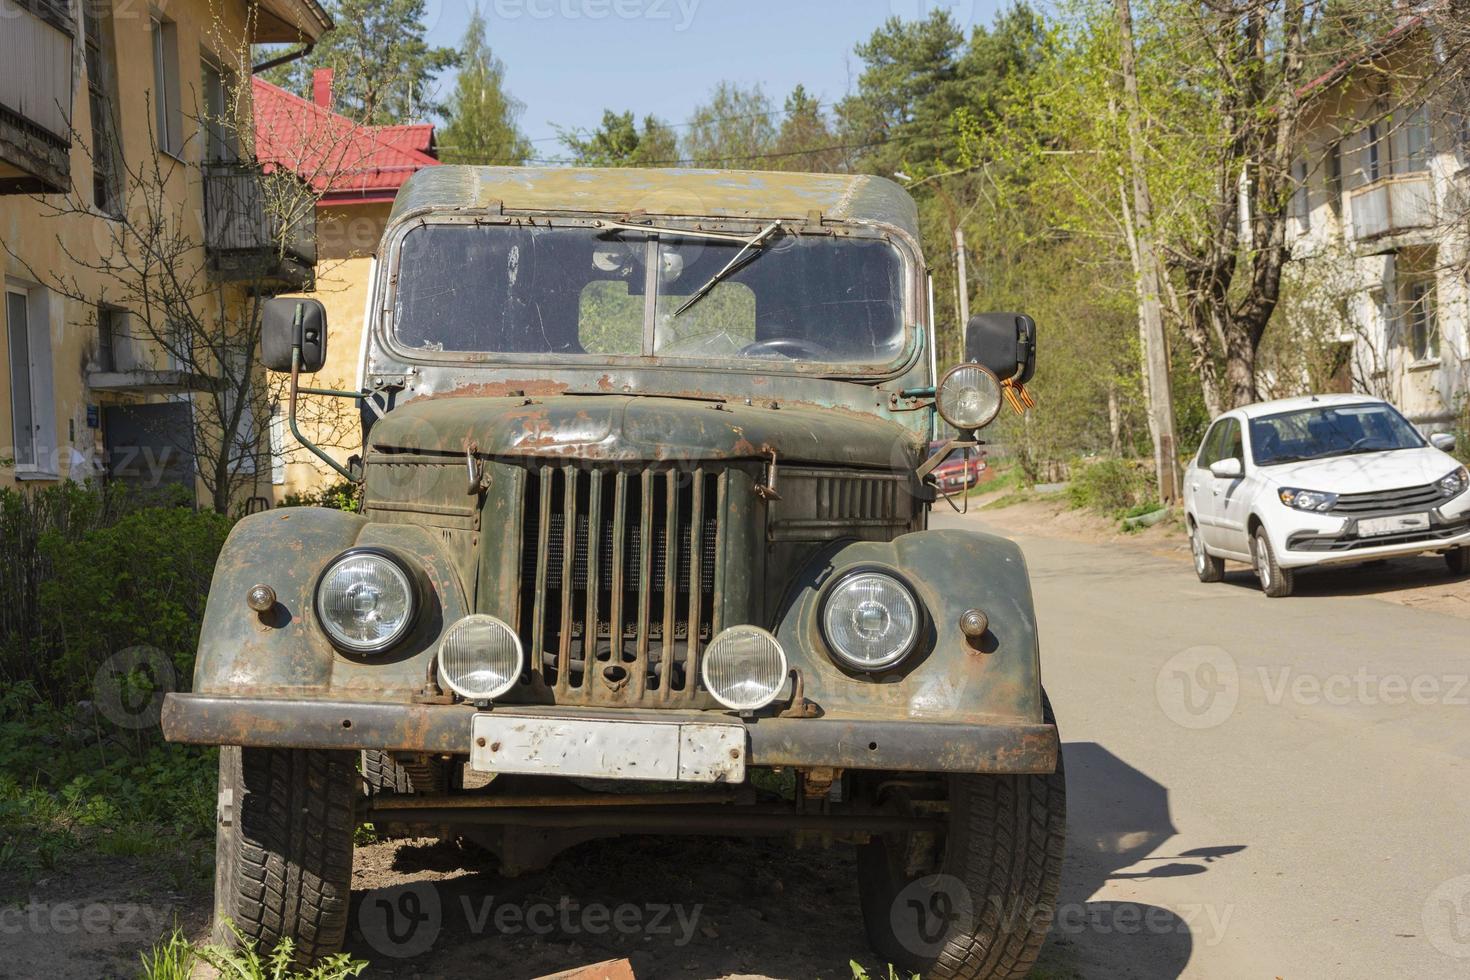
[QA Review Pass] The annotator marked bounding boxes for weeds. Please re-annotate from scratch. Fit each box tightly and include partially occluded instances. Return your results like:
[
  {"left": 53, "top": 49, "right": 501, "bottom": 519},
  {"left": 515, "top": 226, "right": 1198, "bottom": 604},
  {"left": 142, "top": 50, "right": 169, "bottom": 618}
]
[{"left": 138, "top": 924, "right": 370, "bottom": 980}]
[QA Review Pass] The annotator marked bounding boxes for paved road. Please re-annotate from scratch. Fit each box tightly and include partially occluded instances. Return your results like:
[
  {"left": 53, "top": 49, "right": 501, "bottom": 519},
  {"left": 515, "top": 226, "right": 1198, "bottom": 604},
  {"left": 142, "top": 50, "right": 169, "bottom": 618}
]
[{"left": 933, "top": 510, "right": 1470, "bottom": 978}]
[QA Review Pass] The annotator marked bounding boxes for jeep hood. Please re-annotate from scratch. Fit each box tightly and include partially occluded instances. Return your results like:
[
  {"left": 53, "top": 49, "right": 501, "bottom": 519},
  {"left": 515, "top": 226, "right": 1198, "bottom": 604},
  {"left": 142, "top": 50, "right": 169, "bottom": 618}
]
[
  {"left": 1258, "top": 446, "right": 1461, "bottom": 494},
  {"left": 367, "top": 395, "right": 927, "bottom": 469}
]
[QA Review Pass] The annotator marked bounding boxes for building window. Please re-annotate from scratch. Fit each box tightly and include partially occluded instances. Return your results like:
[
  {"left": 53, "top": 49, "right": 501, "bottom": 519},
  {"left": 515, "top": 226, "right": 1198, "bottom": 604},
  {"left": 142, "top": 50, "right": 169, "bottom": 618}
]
[
  {"left": 1325, "top": 142, "right": 1342, "bottom": 219},
  {"left": 1289, "top": 158, "right": 1310, "bottom": 230},
  {"left": 1365, "top": 122, "right": 1382, "bottom": 183},
  {"left": 1404, "top": 105, "right": 1430, "bottom": 173},
  {"left": 1403, "top": 279, "right": 1439, "bottom": 362},
  {"left": 200, "top": 58, "right": 238, "bottom": 163},
  {"left": 96, "top": 305, "right": 123, "bottom": 372},
  {"left": 5, "top": 285, "right": 56, "bottom": 476},
  {"left": 150, "top": 15, "right": 182, "bottom": 156},
  {"left": 83, "top": 1, "right": 121, "bottom": 214}
]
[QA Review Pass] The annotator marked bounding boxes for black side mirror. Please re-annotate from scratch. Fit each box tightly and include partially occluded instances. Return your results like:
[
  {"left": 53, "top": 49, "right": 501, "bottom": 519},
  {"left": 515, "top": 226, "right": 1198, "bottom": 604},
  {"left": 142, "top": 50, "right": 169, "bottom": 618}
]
[
  {"left": 261, "top": 298, "right": 328, "bottom": 373},
  {"left": 965, "top": 312, "right": 1036, "bottom": 383}
]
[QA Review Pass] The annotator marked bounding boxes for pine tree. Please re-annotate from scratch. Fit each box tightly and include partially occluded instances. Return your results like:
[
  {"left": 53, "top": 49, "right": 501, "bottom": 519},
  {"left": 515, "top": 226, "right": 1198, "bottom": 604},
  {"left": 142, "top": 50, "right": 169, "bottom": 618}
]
[{"left": 438, "top": 6, "right": 531, "bottom": 165}]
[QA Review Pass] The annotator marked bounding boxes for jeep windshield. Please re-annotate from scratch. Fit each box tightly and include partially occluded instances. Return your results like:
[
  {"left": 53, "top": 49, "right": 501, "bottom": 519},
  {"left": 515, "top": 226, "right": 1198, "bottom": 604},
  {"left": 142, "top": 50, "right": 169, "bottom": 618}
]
[{"left": 390, "top": 221, "right": 908, "bottom": 370}]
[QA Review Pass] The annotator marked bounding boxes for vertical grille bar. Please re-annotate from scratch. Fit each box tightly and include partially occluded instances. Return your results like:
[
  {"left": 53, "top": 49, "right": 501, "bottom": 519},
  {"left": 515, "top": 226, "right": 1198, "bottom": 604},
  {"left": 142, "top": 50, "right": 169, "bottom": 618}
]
[
  {"left": 608, "top": 472, "right": 627, "bottom": 681},
  {"left": 632, "top": 469, "right": 653, "bottom": 701},
  {"left": 686, "top": 466, "right": 705, "bottom": 693},
  {"left": 659, "top": 469, "right": 678, "bottom": 698},
  {"left": 711, "top": 469, "right": 728, "bottom": 636},
  {"left": 531, "top": 466, "right": 552, "bottom": 670},
  {"left": 557, "top": 464, "right": 576, "bottom": 693},
  {"left": 581, "top": 468, "right": 602, "bottom": 691}
]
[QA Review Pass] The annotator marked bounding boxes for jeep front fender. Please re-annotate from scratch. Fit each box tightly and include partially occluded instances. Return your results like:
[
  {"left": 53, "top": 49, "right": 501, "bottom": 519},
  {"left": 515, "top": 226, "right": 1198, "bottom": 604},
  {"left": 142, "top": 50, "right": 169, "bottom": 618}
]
[
  {"left": 771, "top": 528, "right": 1043, "bottom": 725},
  {"left": 192, "top": 508, "right": 470, "bottom": 699}
]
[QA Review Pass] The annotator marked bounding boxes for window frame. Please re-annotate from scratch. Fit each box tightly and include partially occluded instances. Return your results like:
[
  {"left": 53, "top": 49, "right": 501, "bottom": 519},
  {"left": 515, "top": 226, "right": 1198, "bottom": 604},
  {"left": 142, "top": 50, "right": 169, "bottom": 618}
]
[
  {"left": 5, "top": 284, "right": 57, "bottom": 478},
  {"left": 150, "top": 13, "right": 183, "bottom": 158},
  {"left": 1403, "top": 278, "right": 1439, "bottom": 363}
]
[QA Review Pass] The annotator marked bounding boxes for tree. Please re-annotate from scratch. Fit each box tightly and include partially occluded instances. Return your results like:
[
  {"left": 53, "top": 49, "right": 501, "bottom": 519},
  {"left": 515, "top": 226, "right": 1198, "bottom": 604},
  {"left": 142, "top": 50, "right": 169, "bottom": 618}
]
[
  {"left": 438, "top": 6, "right": 531, "bottom": 165},
  {"left": 680, "top": 83, "right": 777, "bottom": 168},
  {"left": 257, "top": 0, "right": 457, "bottom": 124},
  {"left": 772, "top": 86, "right": 841, "bottom": 172},
  {"left": 557, "top": 110, "right": 678, "bottom": 167}
]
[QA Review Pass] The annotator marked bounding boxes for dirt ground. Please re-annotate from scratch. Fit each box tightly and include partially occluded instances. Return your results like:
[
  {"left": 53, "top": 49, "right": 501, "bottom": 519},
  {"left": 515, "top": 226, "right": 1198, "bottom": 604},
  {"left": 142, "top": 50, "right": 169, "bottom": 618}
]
[{"left": 972, "top": 491, "right": 1470, "bottom": 619}]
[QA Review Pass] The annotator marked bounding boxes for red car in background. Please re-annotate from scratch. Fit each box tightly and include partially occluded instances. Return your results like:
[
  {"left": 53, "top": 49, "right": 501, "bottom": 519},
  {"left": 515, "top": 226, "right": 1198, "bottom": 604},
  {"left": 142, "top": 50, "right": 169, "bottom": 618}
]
[{"left": 928, "top": 441, "right": 989, "bottom": 492}]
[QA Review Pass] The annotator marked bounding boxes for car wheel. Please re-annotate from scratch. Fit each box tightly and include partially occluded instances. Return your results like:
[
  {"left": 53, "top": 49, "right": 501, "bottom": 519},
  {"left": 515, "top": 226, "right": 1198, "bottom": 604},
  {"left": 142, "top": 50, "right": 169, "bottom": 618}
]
[
  {"left": 362, "top": 750, "right": 447, "bottom": 794},
  {"left": 1252, "top": 526, "right": 1295, "bottom": 598},
  {"left": 1447, "top": 547, "right": 1470, "bottom": 576},
  {"left": 856, "top": 704, "right": 1065, "bottom": 979},
  {"left": 1189, "top": 520, "right": 1225, "bottom": 583},
  {"left": 214, "top": 747, "right": 356, "bottom": 964}
]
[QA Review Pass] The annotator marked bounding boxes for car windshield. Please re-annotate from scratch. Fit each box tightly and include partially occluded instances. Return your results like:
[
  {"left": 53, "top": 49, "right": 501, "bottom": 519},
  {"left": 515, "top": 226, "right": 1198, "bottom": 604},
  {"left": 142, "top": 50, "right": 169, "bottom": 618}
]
[
  {"left": 1249, "top": 403, "right": 1425, "bottom": 465},
  {"left": 390, "top": 222, "right": 907, "bottom": 370}
]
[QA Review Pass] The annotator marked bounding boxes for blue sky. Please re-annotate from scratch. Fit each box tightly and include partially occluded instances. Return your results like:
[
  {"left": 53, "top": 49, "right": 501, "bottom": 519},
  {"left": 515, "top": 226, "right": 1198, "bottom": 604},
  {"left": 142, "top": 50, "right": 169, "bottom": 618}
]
[{"left": 419, "top": 0, "right": 1009, "bottom": 157}]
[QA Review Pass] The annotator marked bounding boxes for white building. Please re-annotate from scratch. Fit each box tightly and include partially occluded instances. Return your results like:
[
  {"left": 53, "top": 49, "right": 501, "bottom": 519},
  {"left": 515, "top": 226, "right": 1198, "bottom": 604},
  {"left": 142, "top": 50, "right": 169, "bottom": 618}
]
[{"left": 1285, "top": 15, "right": 1469, "bottom": 431}]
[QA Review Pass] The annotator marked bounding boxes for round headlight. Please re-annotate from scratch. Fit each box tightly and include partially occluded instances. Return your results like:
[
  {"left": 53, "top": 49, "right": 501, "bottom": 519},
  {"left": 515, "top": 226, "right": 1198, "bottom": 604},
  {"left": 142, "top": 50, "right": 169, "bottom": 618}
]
[
  {"left": 437, "top": 614, "right": 524, "bottom": 701},
  {"left": 937, "top": 364, "right": 1002, "bottom": 431},
  {"left": 821, "top": 570, "right": 921, "bottom": 671},
  {"left": 315, "top": 550, "right": 416, "bottom": 654},
  {"left": 701, "top": 626, "right": 788, "bottom": 711}
]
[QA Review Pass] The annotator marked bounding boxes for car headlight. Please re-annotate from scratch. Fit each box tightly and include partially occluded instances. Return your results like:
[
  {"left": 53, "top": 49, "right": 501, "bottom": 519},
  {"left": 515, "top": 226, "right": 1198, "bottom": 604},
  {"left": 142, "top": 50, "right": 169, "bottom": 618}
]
[
  {"left": 1278, "top": 487, "right": 1338, "bottom": 513},
  {"left": 701, "top": 626, "right": 788, "bottom": 711},
  {"left": 437, "top": 614, "right": 524, "bottom": 701},
  {"left": 821, "top": 570, "right": 922, "bottom": 671},
  {"left": 936, "top": 364, "right": 1002, "bottom": 431},
  {"left": 1439, "top": 466, "right": 1469, "bottom": 499},
  {"left": 315, "top": 549, "right": 417, "bottom": 654}
]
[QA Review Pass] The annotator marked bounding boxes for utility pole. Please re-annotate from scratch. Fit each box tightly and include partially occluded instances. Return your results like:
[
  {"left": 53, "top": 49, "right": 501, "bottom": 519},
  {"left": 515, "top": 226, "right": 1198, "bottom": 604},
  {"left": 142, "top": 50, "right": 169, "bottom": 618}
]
[
  {"left": 954, "top": 226, "right": 971, "bottom": 350},
  {"left": 1115, "top": 0, "right": 1180, "bottom": 503}
]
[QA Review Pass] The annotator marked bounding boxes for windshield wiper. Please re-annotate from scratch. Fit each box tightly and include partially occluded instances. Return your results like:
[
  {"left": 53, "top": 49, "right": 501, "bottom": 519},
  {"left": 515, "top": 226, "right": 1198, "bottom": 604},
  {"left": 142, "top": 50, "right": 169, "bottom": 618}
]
[
  {"left": 592, "top": 219, "right": 757, "bottom": 245},
  {"left": 673, "top": 220, "right": 784, "bottom": 317}
]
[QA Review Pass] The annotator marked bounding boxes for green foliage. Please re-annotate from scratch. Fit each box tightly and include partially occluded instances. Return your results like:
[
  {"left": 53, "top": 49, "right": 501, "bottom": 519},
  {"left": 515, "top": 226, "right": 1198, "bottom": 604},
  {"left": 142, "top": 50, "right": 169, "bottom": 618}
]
[
  {"left": 280, "top": 479, "right": 363, "bottom": 512},
  {"left": 681, "top": 82, "right": 777, "bottom": 168},
  {"left": 256, "top": 0, "right": 458, "bottom": 124},
  {"left": 438, "top": 6, "right": 531, "bottom": 165},
  {"left": 850, "top": 963, "right": 919, "bottom": 980},
  {"left": 140, "top": 923, "right": 369, "bottom": 980},
  {"left": 1065, "top": 458, "right": 1156, "bottom": 517},
  {"left": 558, "top": 109, "right": 678, "bottom": 168}
]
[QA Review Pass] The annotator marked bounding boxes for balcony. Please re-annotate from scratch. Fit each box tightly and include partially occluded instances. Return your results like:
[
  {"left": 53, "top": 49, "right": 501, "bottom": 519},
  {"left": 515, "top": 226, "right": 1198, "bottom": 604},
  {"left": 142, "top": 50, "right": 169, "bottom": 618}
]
[
  {"left": 0, "top": 0, "right": 74, "bottom": 194},
  {"left": 203, "top": 163, "right": 317, "bottom": 294},
  {"left": 1348, "top": 174, "right": 1435, "bottom": 243}
]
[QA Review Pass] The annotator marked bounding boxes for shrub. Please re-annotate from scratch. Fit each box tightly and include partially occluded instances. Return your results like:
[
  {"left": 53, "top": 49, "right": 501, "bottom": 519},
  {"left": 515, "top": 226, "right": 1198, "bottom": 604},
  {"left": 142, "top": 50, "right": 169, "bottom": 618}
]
[
  {"left": 1065, "top": 457, "right": 1156, "bottom": 516},
  {"left": 280, "top": 479, "right": 361, "bottom": 512}
]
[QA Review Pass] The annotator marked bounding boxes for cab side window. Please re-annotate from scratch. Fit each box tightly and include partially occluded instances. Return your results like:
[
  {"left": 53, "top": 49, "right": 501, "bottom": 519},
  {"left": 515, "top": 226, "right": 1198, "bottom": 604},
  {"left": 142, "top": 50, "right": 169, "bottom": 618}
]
[
  {"left": 1197, "top": 421, "right": 1225, "bottom": 468},
  {"left": 1221, "top": 419, "right": 1244, "bottom": 465}
]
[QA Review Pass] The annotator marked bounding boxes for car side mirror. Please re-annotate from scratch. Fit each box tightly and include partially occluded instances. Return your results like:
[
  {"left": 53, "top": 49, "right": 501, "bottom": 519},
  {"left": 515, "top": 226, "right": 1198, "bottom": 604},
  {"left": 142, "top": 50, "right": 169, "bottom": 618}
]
[
  {"left": 1430, "top": 432, "right": 1457, "bottom": 453},
  {"left": 965, "top": 312, "right": 1036, "bottom": 383},
  {"left": 1209, "top": 458, "right": 1243, "bottom": 480},
  {"left": 260, "top": 298, "right": 328, "bottom": 373}
]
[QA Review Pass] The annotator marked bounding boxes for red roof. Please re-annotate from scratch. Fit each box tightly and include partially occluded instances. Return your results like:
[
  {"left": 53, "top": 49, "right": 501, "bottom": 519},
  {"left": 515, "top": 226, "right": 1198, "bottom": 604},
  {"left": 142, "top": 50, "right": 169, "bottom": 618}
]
[
  {"left": 252, "top": 77, "right": 439, "bottom": 206},
  {"left": 1296, "top": 15, "right": 1425, "bottom": 100}
]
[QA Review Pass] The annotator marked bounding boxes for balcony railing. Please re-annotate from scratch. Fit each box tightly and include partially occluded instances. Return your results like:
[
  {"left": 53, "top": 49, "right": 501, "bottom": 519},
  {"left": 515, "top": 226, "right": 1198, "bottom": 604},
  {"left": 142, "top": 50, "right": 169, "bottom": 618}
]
[
  {"left": 203, "top": 163, "right": 317, "bottom": 293},
  {"left": 1348, "top": 174, "right": 1435, "bottom": 242},
  {"left": 0, "top": 0, "right": 74, "bottom": 193}
]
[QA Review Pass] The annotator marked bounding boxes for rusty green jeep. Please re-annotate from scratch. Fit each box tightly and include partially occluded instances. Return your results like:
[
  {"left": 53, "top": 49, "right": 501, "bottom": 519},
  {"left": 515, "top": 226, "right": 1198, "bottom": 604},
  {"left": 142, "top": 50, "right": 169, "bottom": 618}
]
[{"left": 162, "top": 166, "right": 1063, "bottom": 977}]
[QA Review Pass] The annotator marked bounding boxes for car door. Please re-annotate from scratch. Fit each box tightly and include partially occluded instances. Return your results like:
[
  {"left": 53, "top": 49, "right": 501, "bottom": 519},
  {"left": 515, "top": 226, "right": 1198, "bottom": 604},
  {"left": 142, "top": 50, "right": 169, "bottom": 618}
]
[
  {"left": 1212, "top": 418, "right": 1254, "bottom": 558},
  {"left": 1188, "top": 419, "right": 1227, "bottom": 544}
]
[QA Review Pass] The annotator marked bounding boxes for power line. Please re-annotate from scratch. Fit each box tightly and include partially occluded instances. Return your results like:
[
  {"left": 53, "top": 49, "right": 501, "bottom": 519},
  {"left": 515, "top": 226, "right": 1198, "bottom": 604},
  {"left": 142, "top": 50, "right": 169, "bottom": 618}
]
[
  {"left": 449, "top": 132, "right": 904, "bottom": 169},
  {"left": 522, "top": 98, "right": 844, "bottom": 145}
]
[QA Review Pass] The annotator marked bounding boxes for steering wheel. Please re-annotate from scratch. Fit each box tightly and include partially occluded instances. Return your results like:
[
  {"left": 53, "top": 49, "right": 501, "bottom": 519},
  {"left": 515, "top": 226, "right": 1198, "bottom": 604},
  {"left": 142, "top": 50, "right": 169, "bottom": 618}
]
[{"left": 737, "top": 336, "right": 835, "bottom": 360}]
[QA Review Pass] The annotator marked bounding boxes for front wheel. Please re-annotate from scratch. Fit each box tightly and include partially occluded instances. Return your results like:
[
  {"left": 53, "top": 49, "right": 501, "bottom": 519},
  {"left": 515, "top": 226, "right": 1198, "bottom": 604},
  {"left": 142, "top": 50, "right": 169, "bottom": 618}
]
[
  {"left": 857, "top": 763, "right": 1065, "bottom": 978},
  {"left": 214, "top": 747, "right": 357, "bottom": 964},
  {"left": 1252, "top": 526, "right": 1295, "bottom": 598},
  {"left": 1447, "top": 547, "right": 1470, "bottom": 576}
]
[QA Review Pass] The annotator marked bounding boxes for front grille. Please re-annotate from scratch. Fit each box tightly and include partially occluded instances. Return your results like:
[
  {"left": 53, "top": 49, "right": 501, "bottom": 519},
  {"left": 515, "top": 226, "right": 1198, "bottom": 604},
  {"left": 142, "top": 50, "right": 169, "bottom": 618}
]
[
  {"left": 519, "top": 464, "right": 724, "bottom": 705},
  {"left": 1330, "top": 482, "right": 1445, "bottom": 515},
  {"left": 1288, "top": 519, "right": 1470, "bottom": 552}
]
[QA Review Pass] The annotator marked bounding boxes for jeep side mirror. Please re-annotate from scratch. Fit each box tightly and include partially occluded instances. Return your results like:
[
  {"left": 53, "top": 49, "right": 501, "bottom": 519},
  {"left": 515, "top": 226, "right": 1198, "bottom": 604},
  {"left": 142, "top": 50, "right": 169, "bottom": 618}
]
[
  {"left": 1430, "top": 432, "right": 1457, "bottom": 453},
  {"left": 261, "top": 298, "right": 328, "bottom": 374},
  {"left": 1209, "top": 458, "right": 1243, "bottom": 480},
  {"left": 964, "top": 312, "right": 1036, "bottom": 383}
]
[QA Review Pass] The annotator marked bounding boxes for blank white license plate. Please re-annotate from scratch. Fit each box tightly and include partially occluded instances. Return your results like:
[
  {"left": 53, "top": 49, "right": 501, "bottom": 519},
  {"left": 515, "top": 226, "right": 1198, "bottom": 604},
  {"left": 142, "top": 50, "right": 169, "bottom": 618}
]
[
  {"left": 1358, "top": 512, "right": 1431, "bottom": 537},
  {"left": 469, "top": 714, "right": 746, "bottom": 783}
]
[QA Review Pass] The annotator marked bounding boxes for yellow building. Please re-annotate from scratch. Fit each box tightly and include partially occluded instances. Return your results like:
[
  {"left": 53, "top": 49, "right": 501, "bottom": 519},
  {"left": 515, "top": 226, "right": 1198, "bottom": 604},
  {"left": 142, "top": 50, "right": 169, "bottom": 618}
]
[
  {"left": 251, "top": 70, "right": 440, "bottom": 500},
  {"left": 0, "top": 0, "right": 331, "bottom": 510}
]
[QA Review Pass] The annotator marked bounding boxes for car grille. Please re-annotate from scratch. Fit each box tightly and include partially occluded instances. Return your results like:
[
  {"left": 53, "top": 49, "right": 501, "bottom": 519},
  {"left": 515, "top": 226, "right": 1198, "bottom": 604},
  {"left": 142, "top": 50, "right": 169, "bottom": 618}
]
[
  {"left": 519, "top": 464, "right": 725, "bottom": 706},
  {"left": 1329, "top": 482, "right": 1445, "bottom": 516}
]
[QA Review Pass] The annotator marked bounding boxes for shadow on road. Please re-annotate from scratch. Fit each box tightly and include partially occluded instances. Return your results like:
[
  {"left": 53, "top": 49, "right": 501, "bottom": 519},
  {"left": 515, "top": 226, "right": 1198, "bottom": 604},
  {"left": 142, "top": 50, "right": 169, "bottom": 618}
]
[{"left": 1051, "top": 741, "right": 1246, "bottom": 979}]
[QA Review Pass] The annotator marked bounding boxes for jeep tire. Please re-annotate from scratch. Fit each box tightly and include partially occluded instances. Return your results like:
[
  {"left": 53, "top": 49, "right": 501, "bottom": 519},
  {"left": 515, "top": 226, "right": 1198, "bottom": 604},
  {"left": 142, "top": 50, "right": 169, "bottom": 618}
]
[
  {"left": 214, "top": 746, "right": 356, "bottom": 964},
  {"left": 856, "top": 752, "right": 1065, "bottom": 977}
]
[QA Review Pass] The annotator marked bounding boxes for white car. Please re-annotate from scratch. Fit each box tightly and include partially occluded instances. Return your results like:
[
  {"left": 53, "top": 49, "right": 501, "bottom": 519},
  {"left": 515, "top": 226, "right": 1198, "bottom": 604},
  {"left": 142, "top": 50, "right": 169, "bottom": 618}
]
[{"left": 1184, "top": 394, "right": 1470, "bottom": 597}]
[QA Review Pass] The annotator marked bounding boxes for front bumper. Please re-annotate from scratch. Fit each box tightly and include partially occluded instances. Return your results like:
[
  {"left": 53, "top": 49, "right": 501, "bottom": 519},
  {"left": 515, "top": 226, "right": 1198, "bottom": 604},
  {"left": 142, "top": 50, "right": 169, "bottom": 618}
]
[
  {"left": 1280, "top": 513, "right": 1470, "bottom": 567},
  {"left": 161, "top": 693, "right": 1059, "bottom": 775}
]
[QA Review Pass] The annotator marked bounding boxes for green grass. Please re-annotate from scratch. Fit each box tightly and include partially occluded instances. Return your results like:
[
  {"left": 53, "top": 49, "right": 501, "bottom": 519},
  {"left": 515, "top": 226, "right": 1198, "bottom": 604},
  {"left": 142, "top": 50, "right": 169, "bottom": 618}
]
[{"left": 138, "top": 924, "right": 369, "bottom": 980}]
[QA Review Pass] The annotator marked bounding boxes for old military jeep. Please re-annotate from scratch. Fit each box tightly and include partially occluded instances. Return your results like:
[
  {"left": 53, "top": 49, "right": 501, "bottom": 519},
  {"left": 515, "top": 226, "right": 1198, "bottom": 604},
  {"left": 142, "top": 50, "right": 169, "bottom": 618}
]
[{"left": 162, "top": 166, "right": 1063, "bottom": 977}]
